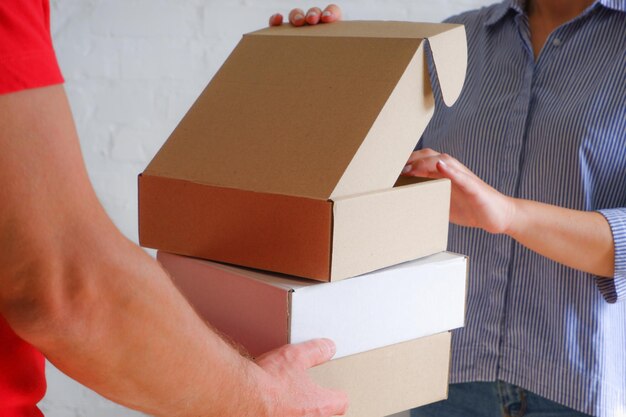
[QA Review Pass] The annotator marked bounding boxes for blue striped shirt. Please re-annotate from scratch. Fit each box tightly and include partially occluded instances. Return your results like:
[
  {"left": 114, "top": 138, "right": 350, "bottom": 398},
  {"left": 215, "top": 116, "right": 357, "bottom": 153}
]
[{"left": 419, "top": 1, "right": 626, "bottom": 415}]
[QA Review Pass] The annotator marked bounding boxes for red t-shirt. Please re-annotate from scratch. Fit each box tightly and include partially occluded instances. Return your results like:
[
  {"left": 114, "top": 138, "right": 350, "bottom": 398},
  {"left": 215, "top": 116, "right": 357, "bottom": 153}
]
[
  {"left": 0, "top": 0, "right": 63, "bottom": 94},
  {"left": 0, "top": 0, "right": 64, "bottom": 415}
]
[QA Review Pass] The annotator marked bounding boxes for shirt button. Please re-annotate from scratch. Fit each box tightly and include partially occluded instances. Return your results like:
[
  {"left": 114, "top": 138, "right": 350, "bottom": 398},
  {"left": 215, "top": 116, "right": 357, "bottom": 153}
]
[{"left": 552, "top": 38, "right": 562, "bottom": 47}]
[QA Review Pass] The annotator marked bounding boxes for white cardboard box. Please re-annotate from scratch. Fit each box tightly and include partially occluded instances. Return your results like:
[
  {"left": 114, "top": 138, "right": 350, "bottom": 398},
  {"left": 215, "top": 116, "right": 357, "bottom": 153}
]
[{"left": 159, "top": 251, "right": 467, "bottom": 359}]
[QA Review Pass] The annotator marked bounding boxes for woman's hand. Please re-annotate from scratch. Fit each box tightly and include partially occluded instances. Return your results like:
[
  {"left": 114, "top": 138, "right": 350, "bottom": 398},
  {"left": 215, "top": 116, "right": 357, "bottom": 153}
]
[
  {"left": 269, "top": 5, "right": 342, "bottom": 27},
  {"left": 403, "top": 148, "right": 516, "bottom": 235},
  {"left": 403, "top": 148, "right": 615, "bottom": 277}
]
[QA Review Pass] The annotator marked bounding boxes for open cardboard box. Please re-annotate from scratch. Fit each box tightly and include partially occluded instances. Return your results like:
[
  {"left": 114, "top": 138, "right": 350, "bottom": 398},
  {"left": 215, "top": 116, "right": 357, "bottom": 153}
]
[
  {"left": 158, "top": 251, "right": 467, "bottom": 359},
  {"left": 140, "top": 21, "right": 467, "bottom": 281}
]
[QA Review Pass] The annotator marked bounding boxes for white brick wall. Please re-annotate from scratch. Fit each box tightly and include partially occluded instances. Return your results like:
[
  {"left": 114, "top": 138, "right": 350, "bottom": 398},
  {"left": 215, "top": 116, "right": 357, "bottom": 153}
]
[{"left": 42, "top": 1, "right": 497, "bottom": 416}]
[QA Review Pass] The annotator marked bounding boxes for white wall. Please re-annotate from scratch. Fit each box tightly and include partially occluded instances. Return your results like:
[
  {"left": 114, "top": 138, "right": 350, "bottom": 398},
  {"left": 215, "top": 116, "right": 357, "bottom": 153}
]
[{"left": 42, "top": 1, "right": 497, "bottom": 416}]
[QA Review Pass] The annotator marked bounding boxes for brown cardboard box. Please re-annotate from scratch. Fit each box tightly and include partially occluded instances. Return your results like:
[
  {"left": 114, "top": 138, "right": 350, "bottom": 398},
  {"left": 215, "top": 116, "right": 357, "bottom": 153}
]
[
  {"left": 158, "top": 250, "right": 467, "bottom": 359},
  {"left": 309, "top": 332, "right": 451, "bottom": 417},
  {"left": 140, "top": 21, "right": 467, "bottom": 281}
]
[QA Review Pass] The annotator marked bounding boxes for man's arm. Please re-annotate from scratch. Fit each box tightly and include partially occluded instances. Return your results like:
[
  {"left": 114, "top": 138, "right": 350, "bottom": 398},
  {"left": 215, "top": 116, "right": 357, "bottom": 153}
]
[
  {"left": 0, "top": 85, "right": 347, "bottom": 417},
  {"left": 403, "top": 149, "right": 615, "bottom": 278}
]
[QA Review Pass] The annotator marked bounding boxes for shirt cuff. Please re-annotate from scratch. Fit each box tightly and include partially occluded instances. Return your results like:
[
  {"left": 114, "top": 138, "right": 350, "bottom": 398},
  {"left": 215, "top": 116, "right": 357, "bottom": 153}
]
[{"left": 595, "top": 208, "right": 626, "bottom": 303}]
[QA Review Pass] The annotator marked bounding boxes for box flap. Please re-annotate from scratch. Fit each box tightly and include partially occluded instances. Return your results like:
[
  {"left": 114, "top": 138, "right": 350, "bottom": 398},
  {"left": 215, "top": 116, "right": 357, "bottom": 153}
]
[
  {"left": 144, "top": 21, "right": 466, "bottom": 200},
  {"left": 251, "top": 21, "right": 467, "bottom": 107}
]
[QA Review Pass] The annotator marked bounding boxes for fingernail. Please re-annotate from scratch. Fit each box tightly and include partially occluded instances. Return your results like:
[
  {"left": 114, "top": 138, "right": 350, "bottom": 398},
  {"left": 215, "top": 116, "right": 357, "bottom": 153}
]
[
  {"left": 307, "top": 12, "right": 318, "bottom": 18},
  {"left": 323, "top": 338, "right": 337, "bottom": 356},
  {"left": 437, "top": 159, "right": 447, "bottom": 168},
  {"left": 294, "top": 13, "right": 304, "bottom": 21},
  {"left": 322, "top": 11, "right": 332, "bottom": 17},
  {"left": 402, "top": 164, "right": 412, "bottom": 174}
]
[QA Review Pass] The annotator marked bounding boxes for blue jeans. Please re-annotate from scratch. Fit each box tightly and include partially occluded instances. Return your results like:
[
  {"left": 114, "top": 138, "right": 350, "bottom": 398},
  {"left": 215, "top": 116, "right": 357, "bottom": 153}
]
[{"left": 410, "top": 381, "right": 592, "bottom": 417}]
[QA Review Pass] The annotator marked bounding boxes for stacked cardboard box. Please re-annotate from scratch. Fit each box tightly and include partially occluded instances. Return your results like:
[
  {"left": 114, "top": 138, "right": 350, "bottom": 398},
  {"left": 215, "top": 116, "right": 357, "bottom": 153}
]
[{"left": 139, "top": 21, "right": 468, "bottom": 417}]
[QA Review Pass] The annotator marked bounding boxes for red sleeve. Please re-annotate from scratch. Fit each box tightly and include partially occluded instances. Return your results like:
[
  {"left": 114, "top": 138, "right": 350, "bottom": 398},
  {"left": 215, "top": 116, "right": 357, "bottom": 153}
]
[
  {"left": 0, "top": 318, "right": 46, "bottom": 417},
  {"left": 0, "top": 1, "right": 59, "bottom": 414},
  {"left": 0, "top": 0, "right": 64, "bottom": 94}
]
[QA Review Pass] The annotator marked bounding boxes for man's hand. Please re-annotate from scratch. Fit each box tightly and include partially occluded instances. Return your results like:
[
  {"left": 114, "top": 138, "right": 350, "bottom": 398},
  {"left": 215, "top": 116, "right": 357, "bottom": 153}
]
[
  {"left": 253, "top": 339, "right": 348, "bottom": 417},
  {"left": 269, "top": 5, "right": 342, "bottom": 27}
]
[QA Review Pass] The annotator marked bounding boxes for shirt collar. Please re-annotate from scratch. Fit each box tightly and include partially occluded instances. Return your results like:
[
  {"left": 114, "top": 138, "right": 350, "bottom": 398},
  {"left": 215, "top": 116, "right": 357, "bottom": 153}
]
[
  {"left": 600, "top": 0, "right": 626, "bottom": 12},
  {"left": 484, "top": 0, "right": 626, "bottom": 27},
  {"left": 484, "top": 0, "right": 525, "bottom": 27}
]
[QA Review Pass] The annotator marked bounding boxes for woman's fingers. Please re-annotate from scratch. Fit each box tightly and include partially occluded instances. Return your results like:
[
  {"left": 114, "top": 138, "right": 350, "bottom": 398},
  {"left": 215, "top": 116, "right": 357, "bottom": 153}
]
[
  {"left": 269, "top": 13, "right": 283, "bottom": 26},
  {"left": 402, "top": 155, "right": 442, "bottom": 178},
  {"left": 437, "top": 158, "right": 467, "bottom": 190},
  {"left": 306, "top": 7, "right": 323, "bottom": 25},
  {"left": 404, "top": 150, "right": 473, "bottom": 180},
  {"left": 321, "top": 4, "right": 342, "bottom": 23},
  {"left": 406, "top": 148, "right": 440, "bottom": 163},
  {"left": 271, "top": 5, "right": 342, "bottom": 27},
  {"left": 289, "top": 8, "right": 306, "bottom": 26},
  {"left": 403, "top": 149, "right": 511, "bottom": 233}
]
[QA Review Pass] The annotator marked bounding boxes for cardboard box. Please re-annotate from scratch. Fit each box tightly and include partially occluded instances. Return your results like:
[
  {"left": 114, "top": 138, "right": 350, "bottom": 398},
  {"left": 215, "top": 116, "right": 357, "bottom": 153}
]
[
  {"left": 309, "top": 332, "right": 451, "bottom": 417},
  {"left": 140, "top": 21, "right": 467, "bottom": 281},
  {"left": 158, "top": 251, "right": 467, "bottom": 359}
]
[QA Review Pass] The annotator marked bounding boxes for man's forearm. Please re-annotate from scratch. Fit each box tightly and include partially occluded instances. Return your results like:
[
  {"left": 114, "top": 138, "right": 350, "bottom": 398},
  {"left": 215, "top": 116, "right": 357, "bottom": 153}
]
[
  {"left": 0, "top": 85, "right": 347, "bottom": 417},
  {"left": 1, "top": 199, "right": 268, "bottom": 417}
]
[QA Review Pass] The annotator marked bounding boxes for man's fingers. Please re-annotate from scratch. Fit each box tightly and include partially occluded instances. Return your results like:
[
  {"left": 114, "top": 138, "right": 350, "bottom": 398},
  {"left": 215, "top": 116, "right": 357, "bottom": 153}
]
[
  {"left": 306, "top": 7, "right": 322, "bottom": 25},
  {"left": 269, "top": 13, "right": 283, "bottom": 27},
  {"left": 321, "top": 4, "right": 342, "bottom": 23},
  {"left": 322, "top": 389, "right": 349, "bottom": 416},
  {"left": 290, "top": 338, "right": 337, "bottom": 369},
  {"left": 289, "top": 8, "right": 306, "bottom": 26},
  {"left": 305, "top": 338, "right": 337, "bottom": 368},
  {"left": 256, "top": 338, "right": 337, "bottom": 372}
]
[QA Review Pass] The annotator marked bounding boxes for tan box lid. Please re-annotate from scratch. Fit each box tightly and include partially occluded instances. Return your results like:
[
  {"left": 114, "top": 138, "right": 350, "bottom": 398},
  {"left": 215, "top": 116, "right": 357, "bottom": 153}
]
[{"left": 144, "top": 21, "right": 467, "bottom": 200}]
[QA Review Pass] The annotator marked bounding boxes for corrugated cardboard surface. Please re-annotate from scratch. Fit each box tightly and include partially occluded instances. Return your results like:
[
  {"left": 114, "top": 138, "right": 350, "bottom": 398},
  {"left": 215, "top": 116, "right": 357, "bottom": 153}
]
[
  {"left": 250, "top": 21, "right": 467, "bottom": 106},
  {"left": 331, "top": 179, "right": 449, "bottom": 279},
  {"left": 158, "top": 251, "right": 467, "bottom": 359},
  {"left": 142, "top": 174, "right": 333, "bottom": 279},
  {"left": 142, "top": 174, "right": 450, "bottom": 281},
  {"left": 145, "top": 35, "right": 423, "bottom": 199},
  {"left": 309, "top": 332, "right": 451, "bottom": 417}
]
